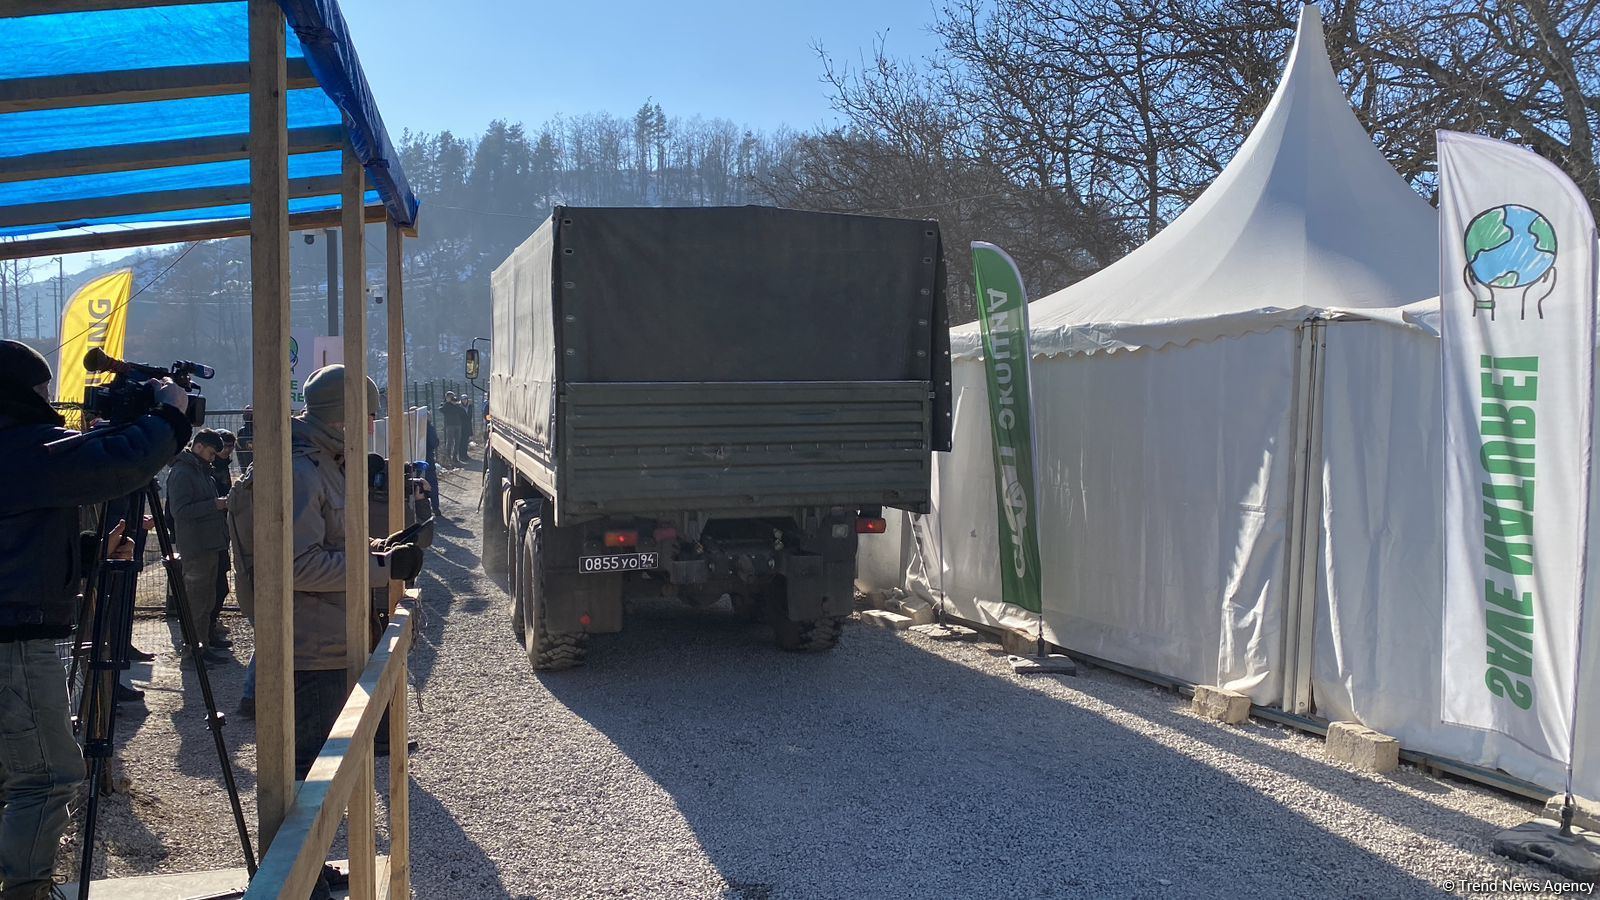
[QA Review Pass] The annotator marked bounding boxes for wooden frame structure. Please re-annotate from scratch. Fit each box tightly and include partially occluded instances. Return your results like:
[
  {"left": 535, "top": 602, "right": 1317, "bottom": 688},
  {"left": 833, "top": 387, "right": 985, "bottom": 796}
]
[{"left": 0, "top": 1, "right": 418, "bottom": 896}]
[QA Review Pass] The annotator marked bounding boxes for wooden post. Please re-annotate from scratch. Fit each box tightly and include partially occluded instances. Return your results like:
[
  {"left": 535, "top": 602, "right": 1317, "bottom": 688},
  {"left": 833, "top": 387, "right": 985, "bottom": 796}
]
[
  {"left": 248, "top": 0, "right": 294, "bottom": 853},
  {"left": 340, "top": 145, "right": 376, "bottom": 900},
  {"left": 386, "top": 224, "right": 407, "bottom": 613},
  {"left": 385, "top": 221, "right": 411, "bottom": 898}
]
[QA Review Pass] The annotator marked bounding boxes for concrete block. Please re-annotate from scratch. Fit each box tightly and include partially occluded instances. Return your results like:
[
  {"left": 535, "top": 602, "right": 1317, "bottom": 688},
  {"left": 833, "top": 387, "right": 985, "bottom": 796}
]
[
  {"left": 859, "top": 609, "right": 913, "bottom": 630},
  {"left": 1325, "top": 721, "right": 1400, "bottom": 774},
  {"left": 1543, "top": 794, "right": 1600, "bottom": 833},
  {"left": 999, "top": 629, "right": 1040, "bottom": 656},
  {"left": 1191, "top": 685, "right": 1252, "bottom": 725},
  {"left": 895, "top": 598, "right": 936, "bottom": 625}
]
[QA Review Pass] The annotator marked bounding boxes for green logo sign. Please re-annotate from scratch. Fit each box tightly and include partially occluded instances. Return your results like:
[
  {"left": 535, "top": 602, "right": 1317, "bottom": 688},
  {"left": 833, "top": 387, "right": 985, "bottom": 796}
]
[{"left": 1463, "top": 204, "right": 1558, "bottom": 320}]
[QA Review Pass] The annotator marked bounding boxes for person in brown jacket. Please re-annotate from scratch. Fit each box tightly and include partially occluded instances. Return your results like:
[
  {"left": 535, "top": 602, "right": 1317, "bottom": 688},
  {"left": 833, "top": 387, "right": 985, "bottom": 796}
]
[{"left": 287, "top": 366, "right": 423, "bottom": 782}]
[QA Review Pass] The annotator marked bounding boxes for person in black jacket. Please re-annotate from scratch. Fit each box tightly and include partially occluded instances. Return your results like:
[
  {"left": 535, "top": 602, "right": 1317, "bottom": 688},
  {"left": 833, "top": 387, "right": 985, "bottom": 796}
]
[
  {"left": 164, "top": 430, "right": 231, "bottom": 662},
  {"left": 0, "top": 341, "right": 191, "bottom": 900},
  {"left": 210, "top": 429, "right": 237, "bottom": 646}
]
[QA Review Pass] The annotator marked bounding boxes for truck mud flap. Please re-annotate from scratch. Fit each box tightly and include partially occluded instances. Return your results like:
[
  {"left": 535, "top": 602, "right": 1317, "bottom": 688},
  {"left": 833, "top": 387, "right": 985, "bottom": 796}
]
[
  {"left": 542, "top": 571, "right": 624, "bottom": 634},
  {"left": 778, "top": 550, "right": 854, "bottom": 620}
]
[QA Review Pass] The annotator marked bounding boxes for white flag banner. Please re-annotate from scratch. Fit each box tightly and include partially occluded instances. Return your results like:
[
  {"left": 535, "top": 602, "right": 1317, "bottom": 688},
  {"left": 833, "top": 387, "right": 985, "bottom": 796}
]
[{"left": 1440, "top": 131, "right": 1598, "bottom": 764}]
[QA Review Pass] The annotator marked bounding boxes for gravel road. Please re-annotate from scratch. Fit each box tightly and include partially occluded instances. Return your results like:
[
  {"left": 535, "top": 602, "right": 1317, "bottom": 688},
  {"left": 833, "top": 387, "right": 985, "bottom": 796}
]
[{"left": 73, "top": 464, "right": 1591, "bottom": 899}]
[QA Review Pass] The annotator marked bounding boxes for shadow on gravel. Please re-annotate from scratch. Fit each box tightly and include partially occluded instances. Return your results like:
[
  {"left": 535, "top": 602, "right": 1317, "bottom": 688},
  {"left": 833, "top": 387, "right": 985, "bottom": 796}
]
[
  {"left": 540, "top": 601, "right": 1451, "bottom": 900},
  {"left": 408, "top": 778, "right": 509, "bottom": 898}
]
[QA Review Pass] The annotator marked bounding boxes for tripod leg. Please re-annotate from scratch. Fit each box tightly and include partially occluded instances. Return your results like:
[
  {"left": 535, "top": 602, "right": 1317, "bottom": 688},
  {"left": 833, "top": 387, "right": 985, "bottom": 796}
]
[
  {"left": 76, "top": 492, "right": 143, "bottom": 900},
  {"left": 144, "top": 484, "right": 258, "bottom": 874},
  {"left": 69, "top": 504, "right": 116, "bottom": 734}
]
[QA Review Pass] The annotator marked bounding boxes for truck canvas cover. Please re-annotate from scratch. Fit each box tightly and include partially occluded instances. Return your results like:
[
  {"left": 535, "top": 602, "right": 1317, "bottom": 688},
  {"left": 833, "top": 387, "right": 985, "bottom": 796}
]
[{"left": 489, "top": 205, "right": 951, "bottom": 520}]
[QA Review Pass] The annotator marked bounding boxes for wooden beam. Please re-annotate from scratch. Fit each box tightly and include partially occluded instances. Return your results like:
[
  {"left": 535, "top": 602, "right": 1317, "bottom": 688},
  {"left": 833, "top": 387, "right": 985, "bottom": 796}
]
[
  {"left": 0, "top": 0, "right": 216, "bottom": 16},
  {"left": 385, "top": 224, "right": 410, "bottom": 900},
  {"left": 0, "top": 58, "right": 317, "bottom": 114},
  {"left": 340, "top": 144, "right": 377, "bottom": 900},
  {"left": 0, "top": 204, "right": 384, "bottom": 262},
  {"left": 0, "top": 173, "right": 341, "bottom": 231},
  {"left": 0, "top": 126, "right": 346, "bottom": 185},
  {"left": 242, "top": 604, "right": 414, "bottom": 900},
  {"left": 386, "top": 225, "right": 407, "bottom": 617},
  {"left": 249, "top": 0, "right": 294, "bottom": 855}
]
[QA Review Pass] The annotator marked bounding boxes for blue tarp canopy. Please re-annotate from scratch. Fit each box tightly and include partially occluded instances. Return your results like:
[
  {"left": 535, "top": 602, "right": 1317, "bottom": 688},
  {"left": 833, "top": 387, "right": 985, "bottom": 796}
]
[{"left": 0, "top": 0, "right": 419, "bottom": 241}]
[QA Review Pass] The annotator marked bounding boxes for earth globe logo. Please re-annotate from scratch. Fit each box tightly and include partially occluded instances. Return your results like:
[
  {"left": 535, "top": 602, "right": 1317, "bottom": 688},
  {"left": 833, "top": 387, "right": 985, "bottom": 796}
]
[
  {"left": 1462, "top": 204, "right": 1558, "bottom": 321},
  {"left": 289, "top": 335, "right": 300, "bottom": 371}
]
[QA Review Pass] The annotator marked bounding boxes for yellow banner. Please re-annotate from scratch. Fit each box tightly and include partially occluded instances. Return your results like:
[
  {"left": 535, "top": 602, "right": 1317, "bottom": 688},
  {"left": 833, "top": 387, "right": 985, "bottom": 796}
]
[{"left": 55, "top": 269, "right": 133, "bottom": 428}]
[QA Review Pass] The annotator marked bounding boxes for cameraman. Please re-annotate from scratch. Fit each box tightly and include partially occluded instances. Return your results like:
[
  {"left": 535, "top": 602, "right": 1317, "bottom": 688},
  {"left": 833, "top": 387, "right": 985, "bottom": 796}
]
[{"left": 0, "top": 341, "right": 191, "bottom": 900}]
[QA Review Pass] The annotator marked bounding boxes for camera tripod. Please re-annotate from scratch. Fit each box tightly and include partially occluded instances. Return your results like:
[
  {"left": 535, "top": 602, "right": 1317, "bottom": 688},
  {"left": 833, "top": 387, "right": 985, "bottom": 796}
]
[{"left": 70, "top": 479, "right": 256, "bottom": 898}]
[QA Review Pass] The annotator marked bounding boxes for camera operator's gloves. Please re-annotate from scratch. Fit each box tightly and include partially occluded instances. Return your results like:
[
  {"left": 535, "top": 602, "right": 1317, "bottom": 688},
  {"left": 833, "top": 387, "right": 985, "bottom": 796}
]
[
  {"left": 378, "top": 543, "right": 424, "bottom": 581},
  {"left": 152, "top": 377, "right": 189, "bottom": 414}
]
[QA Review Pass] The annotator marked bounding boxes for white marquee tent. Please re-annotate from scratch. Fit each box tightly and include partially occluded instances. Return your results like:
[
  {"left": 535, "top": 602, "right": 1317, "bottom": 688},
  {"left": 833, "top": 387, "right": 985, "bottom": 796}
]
[{"left": 862, "top": 3, "right": 1600, "bottom": 798}]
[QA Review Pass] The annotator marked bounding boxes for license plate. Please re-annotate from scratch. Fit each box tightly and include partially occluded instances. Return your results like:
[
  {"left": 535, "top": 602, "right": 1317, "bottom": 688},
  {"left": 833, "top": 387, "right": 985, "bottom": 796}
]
[{"left": 579, "top": 552, "right": 659, "bottom": 574}]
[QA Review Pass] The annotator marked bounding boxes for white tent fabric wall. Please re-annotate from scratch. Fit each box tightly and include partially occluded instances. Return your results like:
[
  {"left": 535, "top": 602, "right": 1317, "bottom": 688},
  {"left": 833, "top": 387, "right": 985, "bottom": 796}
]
[
  {"left": 915, "top": 335, "right": 1299, "bottom": 702},
  {"left": 856, "top": 510, "right": 912, "bottom": 594},
  {"left": 1315, "top": 315, "right": 1600, "bottom": 798}
]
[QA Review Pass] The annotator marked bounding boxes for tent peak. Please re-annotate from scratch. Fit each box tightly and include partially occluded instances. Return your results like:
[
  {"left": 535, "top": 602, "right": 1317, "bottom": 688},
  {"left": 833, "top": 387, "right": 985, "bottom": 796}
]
[{"left": 952, "top": 0, "right": 1437, "bottom": 358}]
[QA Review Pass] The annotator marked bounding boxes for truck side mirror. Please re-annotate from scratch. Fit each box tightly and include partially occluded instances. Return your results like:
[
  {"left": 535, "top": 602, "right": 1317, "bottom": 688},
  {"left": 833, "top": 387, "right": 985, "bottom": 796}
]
[{"left": 465, "top": 347, "right": 480, "bottom": 380}]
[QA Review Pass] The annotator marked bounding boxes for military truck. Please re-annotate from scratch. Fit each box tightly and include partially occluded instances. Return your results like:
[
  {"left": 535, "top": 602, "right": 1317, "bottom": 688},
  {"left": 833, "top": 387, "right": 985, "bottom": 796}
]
[{"left": 479, "top": 206, "right": 950, "bottom": 670}]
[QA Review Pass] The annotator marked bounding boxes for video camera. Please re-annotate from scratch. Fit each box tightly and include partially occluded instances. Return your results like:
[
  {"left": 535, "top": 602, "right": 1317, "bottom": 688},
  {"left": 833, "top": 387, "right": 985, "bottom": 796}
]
[
  {"left": 81, "top": 348, "right": 211, "bottom": 426},
  {"left": 368, "top": 454, "right": 428, "bottom": 498}
]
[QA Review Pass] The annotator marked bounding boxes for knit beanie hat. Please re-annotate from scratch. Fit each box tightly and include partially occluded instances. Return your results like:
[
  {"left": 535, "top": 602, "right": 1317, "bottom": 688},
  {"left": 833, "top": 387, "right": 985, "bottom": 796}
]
[
  {"left": 0, "top": 340, "right": 52, "bottom": 391},
  {"left": 302, "top": 364, "right": 379, "bottom": 424},
  {"left": 0, "top": 340, "right": 63, "bottom": 426}
]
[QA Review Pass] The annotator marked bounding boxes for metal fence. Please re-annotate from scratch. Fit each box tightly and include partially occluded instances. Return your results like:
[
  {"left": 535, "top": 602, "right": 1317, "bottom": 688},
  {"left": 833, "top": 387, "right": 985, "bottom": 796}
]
[
  {"left": 402, "top": 378, "right": 485, "bottom": 438},
  {"left": 204, "top": 408, "right": 247, "bottom": 437}
]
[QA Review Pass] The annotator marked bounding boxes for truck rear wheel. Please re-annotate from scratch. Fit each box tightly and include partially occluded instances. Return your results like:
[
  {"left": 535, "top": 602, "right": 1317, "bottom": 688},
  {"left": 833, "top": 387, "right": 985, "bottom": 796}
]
[
  {"left": 522, "top": 518, "right": 587, "bottom": 670},
  {"left": 508, "top": 500, "right": 536, "bottom": 642},
  {"left": 481, "top": 462, "right": 509, "bottom": 577}
]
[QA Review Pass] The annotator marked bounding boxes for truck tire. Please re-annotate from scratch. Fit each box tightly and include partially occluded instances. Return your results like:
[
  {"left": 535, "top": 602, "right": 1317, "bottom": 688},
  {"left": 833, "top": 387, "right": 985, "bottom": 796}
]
[
  {"left": 522, "top": 518, "right": 587, "bottom": 671},
  {"left": 481, "top": 466, "right": 509, "bottom": 577},
  {"left": 772, "top": 614, "right": 844, "bottom": 652},
  {"left": 508, "top": 501, "right": 530, "bottom": 642}
]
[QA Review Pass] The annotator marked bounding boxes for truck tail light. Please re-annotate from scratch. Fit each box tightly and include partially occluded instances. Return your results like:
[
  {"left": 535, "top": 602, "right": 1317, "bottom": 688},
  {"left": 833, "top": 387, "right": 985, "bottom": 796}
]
[
  {"left": 856, "top": 517, "right": 887, "bottom": 534},
  {"left": 653, "top": 526, "right": 678, "bottom": 543},
  {"left": 604, "top": 530, "right": 638, "bottom": 548}
]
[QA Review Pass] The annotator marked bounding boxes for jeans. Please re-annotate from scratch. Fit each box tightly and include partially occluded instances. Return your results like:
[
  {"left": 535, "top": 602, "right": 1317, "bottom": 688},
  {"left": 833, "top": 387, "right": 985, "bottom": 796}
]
[
  {"left": 0, "top": 639, "right": 85, "bottom": 887},
  {"left": 241, "top": 654, "right": 255, "bottom": 702},
  {"left": 293, "top": 669, "right": 348, "bottom": 781},
  {"left": 423, "top": 461, "right": 441, "bottom": 515}
]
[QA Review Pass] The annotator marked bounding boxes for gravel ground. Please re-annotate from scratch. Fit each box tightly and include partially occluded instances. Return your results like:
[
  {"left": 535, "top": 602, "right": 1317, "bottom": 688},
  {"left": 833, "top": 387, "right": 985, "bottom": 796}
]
[{"left": 68, "top": 462, "right": 1594, "bottom": 899}]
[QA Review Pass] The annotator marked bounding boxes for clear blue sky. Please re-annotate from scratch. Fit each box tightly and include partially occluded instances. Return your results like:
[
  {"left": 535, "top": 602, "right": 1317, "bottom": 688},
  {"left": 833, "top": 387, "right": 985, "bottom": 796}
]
[
  {"left": 340, "top": 0, "right": 947, "bottom": 138},
  {"left": 64, "top": 1, "right": 947, "bottom": 277}
]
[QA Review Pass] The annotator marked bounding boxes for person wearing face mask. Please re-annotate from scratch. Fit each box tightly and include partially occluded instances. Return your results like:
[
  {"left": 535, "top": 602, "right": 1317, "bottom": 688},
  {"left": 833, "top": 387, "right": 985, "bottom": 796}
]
[{"left": 163, "top": 428, "right": 232, "bottom": 662}]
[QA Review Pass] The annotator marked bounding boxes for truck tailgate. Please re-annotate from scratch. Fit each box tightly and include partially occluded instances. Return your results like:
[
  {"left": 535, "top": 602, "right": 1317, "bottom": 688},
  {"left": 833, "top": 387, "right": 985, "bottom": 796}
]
[{"left": 559, "top": 381, "right": 933, "bottom": 518}]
